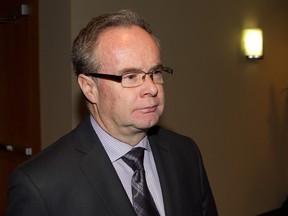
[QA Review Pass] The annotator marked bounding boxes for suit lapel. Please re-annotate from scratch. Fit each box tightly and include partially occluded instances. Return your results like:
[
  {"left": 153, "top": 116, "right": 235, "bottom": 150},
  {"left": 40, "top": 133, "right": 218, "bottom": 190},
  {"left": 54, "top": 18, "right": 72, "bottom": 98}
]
[
  {"left": 149, "top": 127, "right": 181, "bottom": 216},
  {"left": 73, "top": 116, "right": 136, "bottom": 216}
]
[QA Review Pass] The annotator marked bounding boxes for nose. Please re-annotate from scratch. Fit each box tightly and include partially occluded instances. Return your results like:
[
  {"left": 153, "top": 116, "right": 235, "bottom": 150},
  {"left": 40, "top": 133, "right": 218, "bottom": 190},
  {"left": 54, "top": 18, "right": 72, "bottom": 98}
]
[
  {"left": 141, "top": 73, "right": 158, "bottom": 96},
  {"left": 141, "top": 72, "right": 154, "bottom": 82}
]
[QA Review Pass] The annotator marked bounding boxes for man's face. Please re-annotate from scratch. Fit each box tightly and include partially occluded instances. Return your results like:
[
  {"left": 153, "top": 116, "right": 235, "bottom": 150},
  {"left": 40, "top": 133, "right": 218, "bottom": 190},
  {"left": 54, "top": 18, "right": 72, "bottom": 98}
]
[{"left": 92, "top": 26, "right": 165, "bottom": 139}]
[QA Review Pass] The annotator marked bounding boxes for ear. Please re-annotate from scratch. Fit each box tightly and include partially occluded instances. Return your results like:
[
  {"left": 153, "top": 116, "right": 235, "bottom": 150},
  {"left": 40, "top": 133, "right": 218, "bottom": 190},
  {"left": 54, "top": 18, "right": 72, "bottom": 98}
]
[{"left": 77, "top": 74, "right": 98, "bottom": 104}]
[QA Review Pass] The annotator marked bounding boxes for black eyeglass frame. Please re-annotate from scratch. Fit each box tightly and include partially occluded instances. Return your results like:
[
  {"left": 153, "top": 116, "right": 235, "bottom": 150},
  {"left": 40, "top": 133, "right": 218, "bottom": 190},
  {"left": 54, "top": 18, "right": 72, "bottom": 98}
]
[{"left": 86, "top": 66, "right": 173, "bottom": 87}]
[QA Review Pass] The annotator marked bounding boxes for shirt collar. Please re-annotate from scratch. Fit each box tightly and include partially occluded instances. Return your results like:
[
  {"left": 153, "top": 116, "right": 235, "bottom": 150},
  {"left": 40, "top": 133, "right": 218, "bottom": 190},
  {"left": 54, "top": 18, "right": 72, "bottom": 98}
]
[{"left": 90, "top": 115, "right": 151, "bottom": 162}]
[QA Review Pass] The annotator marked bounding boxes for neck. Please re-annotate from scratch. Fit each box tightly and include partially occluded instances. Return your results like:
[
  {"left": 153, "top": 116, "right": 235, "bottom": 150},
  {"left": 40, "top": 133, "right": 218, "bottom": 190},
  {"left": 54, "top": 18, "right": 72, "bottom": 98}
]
[{"left": 91, "top": 113, "right": 147, "bottom": 146}]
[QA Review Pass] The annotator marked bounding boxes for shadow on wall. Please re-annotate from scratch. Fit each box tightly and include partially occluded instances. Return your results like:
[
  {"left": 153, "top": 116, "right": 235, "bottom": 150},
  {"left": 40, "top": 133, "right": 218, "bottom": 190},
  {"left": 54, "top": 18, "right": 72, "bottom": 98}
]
[
  {"left": 268, "top": 85, "right": 288, "bottom": 157},
  {"left": 282, "top": 87, "right": 288, "bottom": 147},
  {"left": 268, "top": 85, "right": 282, "bottom": 162},
  {"left": 266, "top": 85, "right": 288, "bottom": 211},
  {"left": 282, "top": 87, "right": 288, "bottom": 202},
  {"left": 245, "top": 85, "right": 288, "bottom": 214}
]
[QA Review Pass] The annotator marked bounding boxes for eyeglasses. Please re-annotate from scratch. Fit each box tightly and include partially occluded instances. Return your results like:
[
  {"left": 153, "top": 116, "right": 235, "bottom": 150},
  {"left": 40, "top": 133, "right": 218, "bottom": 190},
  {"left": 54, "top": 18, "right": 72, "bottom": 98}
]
[{"left": 87, "top": 66, "right": 173, "bottom": 88}]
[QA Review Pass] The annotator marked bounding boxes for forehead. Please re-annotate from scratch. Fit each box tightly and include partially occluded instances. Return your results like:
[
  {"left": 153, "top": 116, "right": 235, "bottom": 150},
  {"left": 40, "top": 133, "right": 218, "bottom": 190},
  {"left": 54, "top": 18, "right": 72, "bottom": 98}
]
[
  {"left": 95, "top": 26, "right": 160, "bottom": 72},
  {"left": 98, "top": 25, "right": 157, "bottom": 46}
]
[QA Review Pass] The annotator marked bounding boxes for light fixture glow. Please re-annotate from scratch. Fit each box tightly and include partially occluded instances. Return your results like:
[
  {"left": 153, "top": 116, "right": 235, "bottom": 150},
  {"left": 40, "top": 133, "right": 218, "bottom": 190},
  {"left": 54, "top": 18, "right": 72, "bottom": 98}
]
[{"left": 242, "top": 28, "right": 263, "bottom": 59}]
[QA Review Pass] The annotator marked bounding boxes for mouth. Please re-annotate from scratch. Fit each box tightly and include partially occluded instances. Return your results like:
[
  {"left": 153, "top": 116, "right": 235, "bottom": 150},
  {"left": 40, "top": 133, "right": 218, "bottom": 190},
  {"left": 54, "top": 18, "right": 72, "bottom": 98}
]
[{"left": 140, "top": 105, "right": 158, "bottom": 113}]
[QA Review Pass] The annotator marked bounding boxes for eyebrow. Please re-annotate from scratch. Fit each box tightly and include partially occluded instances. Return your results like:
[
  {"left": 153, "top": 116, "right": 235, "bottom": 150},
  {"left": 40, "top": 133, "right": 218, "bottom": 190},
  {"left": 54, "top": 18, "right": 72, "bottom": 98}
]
[{"left": 119, "top": 63, "right": 163, "bottom": 74}]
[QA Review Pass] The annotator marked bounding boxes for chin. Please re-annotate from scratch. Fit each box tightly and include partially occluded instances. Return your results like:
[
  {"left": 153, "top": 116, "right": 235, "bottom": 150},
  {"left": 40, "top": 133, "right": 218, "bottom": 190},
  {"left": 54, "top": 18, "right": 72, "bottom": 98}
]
[
  {"left": 140, "top": 118, "right": 159, "bottom": 129},
  {"left": 133, "top": 111, "right": 162, "bottom": 129}
]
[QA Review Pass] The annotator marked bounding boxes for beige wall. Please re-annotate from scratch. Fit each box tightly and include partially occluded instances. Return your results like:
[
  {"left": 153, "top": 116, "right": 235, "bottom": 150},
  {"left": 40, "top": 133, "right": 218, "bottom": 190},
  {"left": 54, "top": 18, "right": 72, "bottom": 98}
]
[
  {"left": 40, "top": 0, "right": 288, "bottom": 215},
  {"left": 39, "top": 0, "right": 72, "bottom": 146}
]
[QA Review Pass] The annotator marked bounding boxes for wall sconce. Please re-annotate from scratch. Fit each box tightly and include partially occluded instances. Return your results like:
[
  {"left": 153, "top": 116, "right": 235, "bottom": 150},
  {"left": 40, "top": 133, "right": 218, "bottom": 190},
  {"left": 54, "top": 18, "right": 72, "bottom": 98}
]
[{"left": 242, "top": 28, "right": 263, "bottom": 59}]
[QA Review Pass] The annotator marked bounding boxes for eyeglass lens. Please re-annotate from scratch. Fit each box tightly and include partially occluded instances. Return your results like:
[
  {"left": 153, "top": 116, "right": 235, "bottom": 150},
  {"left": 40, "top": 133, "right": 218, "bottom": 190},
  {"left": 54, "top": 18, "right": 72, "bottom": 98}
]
[{"left": 121, "top": 69, "right": 170, "bottom": 87}]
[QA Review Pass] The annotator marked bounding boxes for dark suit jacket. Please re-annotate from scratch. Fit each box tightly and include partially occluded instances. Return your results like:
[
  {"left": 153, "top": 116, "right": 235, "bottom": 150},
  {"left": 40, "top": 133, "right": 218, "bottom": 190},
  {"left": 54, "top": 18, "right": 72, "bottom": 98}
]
[{"left": 6, "top": 116, "right": 217, "bottom": 216}]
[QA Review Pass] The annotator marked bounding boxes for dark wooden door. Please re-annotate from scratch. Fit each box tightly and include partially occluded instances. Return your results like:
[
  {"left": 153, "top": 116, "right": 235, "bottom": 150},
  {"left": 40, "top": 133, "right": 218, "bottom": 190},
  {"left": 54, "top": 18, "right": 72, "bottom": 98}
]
[{"left": 0, "top": 0, "right": 40, "bottom": 214}]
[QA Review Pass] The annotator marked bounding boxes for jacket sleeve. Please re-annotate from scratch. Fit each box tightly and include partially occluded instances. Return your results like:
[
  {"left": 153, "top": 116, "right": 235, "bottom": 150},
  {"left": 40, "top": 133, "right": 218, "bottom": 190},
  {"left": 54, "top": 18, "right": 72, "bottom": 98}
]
[{"left": 6, "top": 169, "right": 49, "bottom": 216}]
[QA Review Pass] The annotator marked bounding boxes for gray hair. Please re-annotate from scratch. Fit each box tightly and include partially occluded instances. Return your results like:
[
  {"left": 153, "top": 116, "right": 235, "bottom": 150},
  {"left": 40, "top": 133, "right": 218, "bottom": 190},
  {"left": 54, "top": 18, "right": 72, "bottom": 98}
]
[{"left": 71, "top": 9, "right": 160, "bottom": 76}]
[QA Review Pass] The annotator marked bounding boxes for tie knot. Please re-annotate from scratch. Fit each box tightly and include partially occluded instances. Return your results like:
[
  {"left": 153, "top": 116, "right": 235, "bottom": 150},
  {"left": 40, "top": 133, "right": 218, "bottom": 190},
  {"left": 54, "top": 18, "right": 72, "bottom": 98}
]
[{"left": 122, "top": 147, "right": 145, "bottom": 171}]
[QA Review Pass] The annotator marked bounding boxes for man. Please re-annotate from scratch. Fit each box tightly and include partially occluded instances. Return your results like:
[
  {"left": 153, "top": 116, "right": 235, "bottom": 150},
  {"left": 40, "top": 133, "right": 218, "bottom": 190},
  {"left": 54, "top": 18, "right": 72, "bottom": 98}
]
[{"left": 6, "top": 10, "right": 217, "bottom": 216}]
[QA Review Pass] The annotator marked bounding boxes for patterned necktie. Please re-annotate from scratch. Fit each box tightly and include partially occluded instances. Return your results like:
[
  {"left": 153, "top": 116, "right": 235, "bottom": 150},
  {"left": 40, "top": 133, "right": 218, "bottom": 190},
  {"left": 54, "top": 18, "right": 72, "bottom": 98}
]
[{"left": 122, "top": 147, "right": 160, "bottom": 216}]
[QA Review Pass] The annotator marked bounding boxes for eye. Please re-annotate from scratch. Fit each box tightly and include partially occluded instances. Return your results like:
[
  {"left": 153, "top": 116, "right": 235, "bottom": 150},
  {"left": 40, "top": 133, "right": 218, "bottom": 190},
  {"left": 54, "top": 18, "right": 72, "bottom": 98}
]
[
  {"left": 153, "top": 69, "right": 163, "bottom": 77},
  {"left": 122, "top": 72, "right": 139, "bottom": 80}
]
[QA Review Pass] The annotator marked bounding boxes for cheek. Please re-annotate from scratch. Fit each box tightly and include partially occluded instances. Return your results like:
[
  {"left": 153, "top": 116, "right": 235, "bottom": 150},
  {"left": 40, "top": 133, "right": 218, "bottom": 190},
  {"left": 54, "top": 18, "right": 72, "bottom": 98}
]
[
  {"left": 158, "top": 87, "right": 165, "bottom": 103},
  {"left": 97, "top": 85, "right": 116, "bottom": 111},
  {"left": 99, "top": 86, "right": 129, "bottom": 113},
  {"left": 158, "top": 88, "right": 165, "bottom": 113}
]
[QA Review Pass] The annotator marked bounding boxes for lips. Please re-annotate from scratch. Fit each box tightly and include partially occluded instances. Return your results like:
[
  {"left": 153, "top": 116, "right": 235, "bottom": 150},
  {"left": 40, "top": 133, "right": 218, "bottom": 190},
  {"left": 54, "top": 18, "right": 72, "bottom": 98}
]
[{"left": 140, "top": 105, "right": 158, "bottom": 113}]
